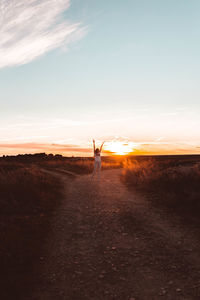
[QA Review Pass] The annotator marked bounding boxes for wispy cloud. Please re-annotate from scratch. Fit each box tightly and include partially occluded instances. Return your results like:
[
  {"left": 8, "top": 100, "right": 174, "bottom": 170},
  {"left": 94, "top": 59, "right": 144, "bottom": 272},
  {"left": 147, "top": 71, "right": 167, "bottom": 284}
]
[
  {"left": 159, "top": 112, "right": 178, "bottom": 117},
  {"left": 0, "top": 0, "right": 85, "bottom": 68}
]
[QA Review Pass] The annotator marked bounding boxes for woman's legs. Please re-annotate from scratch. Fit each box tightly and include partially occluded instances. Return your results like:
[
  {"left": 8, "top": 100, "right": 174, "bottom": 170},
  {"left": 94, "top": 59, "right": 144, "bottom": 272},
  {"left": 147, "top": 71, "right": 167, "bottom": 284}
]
[
  {"left": 92, "top": 160, "right": 101, "bottom": 180},
  {"left": 97, "top": 161, "right": 101, "bottom": 181},
  {"left": 91, "top": 160, "right": 98, "bottom": 179}
]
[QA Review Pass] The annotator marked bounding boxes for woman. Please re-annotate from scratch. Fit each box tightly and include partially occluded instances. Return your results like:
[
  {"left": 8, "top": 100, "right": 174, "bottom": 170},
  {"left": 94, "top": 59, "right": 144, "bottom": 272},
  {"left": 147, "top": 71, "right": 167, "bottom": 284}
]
[{"left": 92, "top": 139, "right": 104, "bottom": 180}]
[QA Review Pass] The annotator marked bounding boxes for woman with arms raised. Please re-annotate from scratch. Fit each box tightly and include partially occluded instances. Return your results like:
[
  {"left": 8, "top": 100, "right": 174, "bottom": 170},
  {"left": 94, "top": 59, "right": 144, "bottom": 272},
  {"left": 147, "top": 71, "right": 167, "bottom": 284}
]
[{"left": 91, "top": 139, "right": 104, "bottom": 180}]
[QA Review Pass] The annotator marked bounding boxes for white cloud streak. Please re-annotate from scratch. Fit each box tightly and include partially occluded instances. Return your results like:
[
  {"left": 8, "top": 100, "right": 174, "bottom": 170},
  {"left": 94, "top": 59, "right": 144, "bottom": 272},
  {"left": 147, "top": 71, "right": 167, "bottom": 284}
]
[{"left": 0, "top": 0, "right": 85, "bottom": 68}]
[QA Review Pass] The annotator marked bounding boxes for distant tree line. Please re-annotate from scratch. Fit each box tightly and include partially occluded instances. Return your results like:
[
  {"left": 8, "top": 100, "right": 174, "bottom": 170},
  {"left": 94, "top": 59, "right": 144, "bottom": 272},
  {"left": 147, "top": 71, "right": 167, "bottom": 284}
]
[
  {"left": 0, "top": 153, "right": 93, "bottom": 163},
  {"left": 0, "top": 153, "right": 66, "bottom": 162}
]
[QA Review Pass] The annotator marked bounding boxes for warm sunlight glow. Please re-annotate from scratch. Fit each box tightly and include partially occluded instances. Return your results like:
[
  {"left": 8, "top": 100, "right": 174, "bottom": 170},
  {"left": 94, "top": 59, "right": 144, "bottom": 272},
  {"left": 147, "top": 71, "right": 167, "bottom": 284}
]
[{"left": 104, "top": 141, "right": 137, "bottom": 155}]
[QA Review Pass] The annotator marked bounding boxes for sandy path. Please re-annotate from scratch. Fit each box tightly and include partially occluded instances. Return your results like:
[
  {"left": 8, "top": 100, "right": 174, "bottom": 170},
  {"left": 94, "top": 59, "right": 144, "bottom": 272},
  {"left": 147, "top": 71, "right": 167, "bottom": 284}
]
[{"left": 31, "top": 169, "right": 200, "bottom": 300}]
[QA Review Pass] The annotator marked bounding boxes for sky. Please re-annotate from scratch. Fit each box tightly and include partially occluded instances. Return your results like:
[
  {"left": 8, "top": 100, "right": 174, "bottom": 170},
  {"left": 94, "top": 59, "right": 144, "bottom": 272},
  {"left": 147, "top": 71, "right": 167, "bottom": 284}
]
[{"left": 0, "top": 0, "right": 200, "bottom": 156}]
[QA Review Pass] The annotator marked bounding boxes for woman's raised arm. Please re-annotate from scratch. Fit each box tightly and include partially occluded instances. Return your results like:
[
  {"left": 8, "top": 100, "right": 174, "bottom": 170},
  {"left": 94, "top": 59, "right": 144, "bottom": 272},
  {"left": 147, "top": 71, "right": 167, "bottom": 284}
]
[
  {"left": 100, "top": 141, "right": 105, "bottom": 152},
  {"left": 93, "top": 139, "right": 95, "bottom": 153}
]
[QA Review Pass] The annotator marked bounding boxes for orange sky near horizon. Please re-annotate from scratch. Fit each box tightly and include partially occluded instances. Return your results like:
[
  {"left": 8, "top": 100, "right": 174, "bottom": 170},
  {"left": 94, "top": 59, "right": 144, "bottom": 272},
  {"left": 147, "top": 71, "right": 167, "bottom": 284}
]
[
  {"left": 0, "top": 107, "right": 200, "bottom": 157},
  {"left": 0, "top": 140, "right": 199, "bottom": 157}
]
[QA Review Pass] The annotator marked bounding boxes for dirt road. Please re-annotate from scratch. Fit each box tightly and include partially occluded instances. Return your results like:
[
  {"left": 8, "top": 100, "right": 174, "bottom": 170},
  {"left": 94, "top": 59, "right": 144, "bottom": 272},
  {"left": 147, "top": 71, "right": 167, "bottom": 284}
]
[{"left": 31, "top": 169, "right": 200, "bottom": 300}]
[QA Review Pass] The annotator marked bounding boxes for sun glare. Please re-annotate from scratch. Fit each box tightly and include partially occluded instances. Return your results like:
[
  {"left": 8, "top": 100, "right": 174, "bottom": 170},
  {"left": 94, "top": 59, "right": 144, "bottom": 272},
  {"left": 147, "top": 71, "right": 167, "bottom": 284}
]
[{"left": 104, "top": 141, "right": 137, "bottom": 155}]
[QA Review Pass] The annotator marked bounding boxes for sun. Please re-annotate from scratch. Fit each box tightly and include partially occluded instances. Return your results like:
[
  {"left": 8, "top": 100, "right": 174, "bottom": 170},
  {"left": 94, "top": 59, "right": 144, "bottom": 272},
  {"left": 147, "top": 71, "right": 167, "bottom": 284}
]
[{"left": 104, "top": 141, "right": 137, "bottom": 155}]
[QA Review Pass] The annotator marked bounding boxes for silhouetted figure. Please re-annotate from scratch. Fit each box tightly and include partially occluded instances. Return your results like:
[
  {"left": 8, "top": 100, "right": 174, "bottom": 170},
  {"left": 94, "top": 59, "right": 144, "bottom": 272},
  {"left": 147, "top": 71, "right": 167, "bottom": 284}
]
[{"left": 91, "top": 139, "right": 104, "bottom": 180}]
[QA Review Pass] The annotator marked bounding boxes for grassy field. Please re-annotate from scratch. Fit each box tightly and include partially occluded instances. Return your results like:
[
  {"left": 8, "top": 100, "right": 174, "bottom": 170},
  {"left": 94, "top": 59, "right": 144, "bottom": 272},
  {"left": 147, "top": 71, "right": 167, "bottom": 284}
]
[
  {"left": 0, "top": 160, "right": 64, "bottom": 300},
  {"left": 39, "top": 156, "right": 122, "bottom": 174},
  {"left": 1, "top": 153, "right": 200, "bottom": 298},
  {"left": 122, "top": 155, "right": 200, "bottom": 218}
]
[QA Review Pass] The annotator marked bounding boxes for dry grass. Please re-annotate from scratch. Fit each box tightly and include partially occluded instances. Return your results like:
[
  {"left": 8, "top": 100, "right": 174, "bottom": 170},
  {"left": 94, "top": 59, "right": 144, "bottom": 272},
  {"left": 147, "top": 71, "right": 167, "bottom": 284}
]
[
  {"left": 0, "top": 164, "right": 63, "bottom": 215},
  {"left": 122, "top": 158, "right": 200, "bottom": 212},
  {"left": 0, "top": 162, "right": 64, "bottom": 299},
  {"left": 41, "top": 157, "right": 122, "bottom": 174}
]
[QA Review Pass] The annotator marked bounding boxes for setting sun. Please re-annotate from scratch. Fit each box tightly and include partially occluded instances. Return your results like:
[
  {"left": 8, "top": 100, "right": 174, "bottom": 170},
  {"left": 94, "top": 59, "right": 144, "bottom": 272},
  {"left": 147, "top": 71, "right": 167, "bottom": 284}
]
[{"left": 104, "top": 141, "right": 137, "bottom": 155}]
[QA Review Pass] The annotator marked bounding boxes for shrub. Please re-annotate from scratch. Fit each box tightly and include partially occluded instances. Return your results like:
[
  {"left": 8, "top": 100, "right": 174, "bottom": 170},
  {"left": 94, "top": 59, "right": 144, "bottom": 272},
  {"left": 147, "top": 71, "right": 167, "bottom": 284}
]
[
  {"left": 0, "top": 165, "right": 63, "bottom": 214},
  {"left": 122, "top": 159, "right": 200, "bottom": 211}
]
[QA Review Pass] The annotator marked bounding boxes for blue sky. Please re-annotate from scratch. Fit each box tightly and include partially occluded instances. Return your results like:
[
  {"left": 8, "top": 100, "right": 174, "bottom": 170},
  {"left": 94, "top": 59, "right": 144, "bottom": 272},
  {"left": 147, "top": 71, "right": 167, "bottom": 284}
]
[{"left": 0, "top": 0, "right": 200, "bottom": 155}]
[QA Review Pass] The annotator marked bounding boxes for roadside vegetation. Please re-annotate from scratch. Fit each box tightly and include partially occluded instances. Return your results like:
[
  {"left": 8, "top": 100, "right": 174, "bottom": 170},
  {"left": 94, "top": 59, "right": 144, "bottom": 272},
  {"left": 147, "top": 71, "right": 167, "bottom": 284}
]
[
  {"left": 1, "top": 152, "right": 123, "bottom": 176},
  {"left": 41, "top": 156, "right": 122, "bottom": 174},
  {"left": 0, "top": 161, "right": 63, "bottom": 214},
  {"left": 122, "top": 157, "right": 200, "bottom": 216},
  {"left": 0, "top": 160, "right": 63, "bottom": 300}
]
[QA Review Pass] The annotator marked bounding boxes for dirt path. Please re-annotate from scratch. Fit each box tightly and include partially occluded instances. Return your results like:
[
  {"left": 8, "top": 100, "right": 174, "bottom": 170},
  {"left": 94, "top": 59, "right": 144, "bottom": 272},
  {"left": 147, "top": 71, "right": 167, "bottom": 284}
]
[{"left": 31, "top": 169, "right": 200, "bottom": 300}]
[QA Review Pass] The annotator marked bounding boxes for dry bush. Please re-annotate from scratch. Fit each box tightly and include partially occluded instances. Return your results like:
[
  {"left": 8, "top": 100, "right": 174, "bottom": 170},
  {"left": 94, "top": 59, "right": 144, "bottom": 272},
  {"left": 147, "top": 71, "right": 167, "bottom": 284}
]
[
  {"left": 0, "top": 163, "right": 64, "bottom": 299},
  {"left": 0, "top": 165, "right": 63, "bottom": 214},
  {"left": 122, "top": 159, "right": 200, "bottom": 210}
]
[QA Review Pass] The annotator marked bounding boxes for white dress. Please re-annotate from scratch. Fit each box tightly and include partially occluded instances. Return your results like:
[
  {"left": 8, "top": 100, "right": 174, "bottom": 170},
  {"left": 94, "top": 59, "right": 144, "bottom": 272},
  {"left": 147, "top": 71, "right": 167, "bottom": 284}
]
[{"left": 94, "top": 152, "right": 101, "bottom": 162}]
